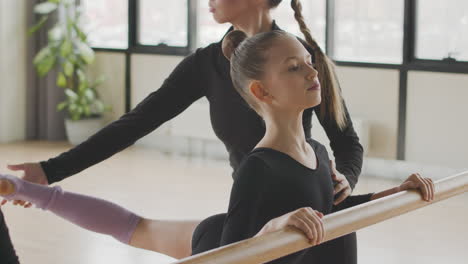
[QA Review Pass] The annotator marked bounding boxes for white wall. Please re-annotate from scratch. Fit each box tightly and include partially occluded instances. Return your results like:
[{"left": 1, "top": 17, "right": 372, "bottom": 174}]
[
  {"left": 406, "top": 71, "right": 468, "bottom": 168},
  {"left": 0, "top": 0, "right": 27, "bottom": 143},
  {"left": 335, "top": 66, "right": 400, "bottom": 159},
  {"left": 131, "top": 54, "right": 182, "bottom": 148},
  {"left": 87, "top": 52, "right": 126, "bottom": 123},
  {"left": 130, "top": 54, "right": 227, "bottom": 157}
]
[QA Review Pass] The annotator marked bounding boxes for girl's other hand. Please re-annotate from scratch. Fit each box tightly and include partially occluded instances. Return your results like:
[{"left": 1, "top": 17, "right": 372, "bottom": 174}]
[
  {"left": 399, "top": 173, "right": 435, "bottom": 202},
  {"left": 255, "top": 207, "right": 325, "bottom": 246}
]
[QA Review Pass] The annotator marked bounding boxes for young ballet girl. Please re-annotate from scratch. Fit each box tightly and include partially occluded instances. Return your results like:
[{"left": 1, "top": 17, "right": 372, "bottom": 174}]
[
  {"left": 0, "top": 30, "right": 434, "bottom": 263},
  {"left": 191, "top": 29, "right": 435, "bottom": 263}
]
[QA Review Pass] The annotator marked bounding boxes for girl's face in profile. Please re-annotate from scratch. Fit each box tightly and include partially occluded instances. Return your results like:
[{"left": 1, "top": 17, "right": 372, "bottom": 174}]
[{"left": 259, "top": 35, "right": 321, "bottom": 112}]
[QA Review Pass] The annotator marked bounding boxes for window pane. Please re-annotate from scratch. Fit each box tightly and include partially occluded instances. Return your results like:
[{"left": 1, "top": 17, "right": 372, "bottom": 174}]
[
  {"left": 272, "top": 1, "right": 326, "bottom": 51},
  {"left": 416, "top": 1, "right": 468, "bottom": 61},
  {"left": 334, "top": 0, "right": 404, "bottom": 64},
  {"left": 81, "top": 0, "right": 128, "bottom": 49},
  {"left": 196, "top": 0, "right": 230, "bottom": 48},
  {"left": 138, "top": 0, "right": 188, "bottom": 47}
]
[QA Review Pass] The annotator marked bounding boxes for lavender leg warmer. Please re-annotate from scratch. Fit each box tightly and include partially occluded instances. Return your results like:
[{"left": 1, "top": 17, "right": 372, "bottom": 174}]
[{"left": 0, "top": 174, "right": 141, "bottom": 244}]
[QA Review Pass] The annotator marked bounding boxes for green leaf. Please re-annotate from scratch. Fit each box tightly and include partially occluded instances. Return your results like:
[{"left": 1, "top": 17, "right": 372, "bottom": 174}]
[
  {"left": 60, "top": 40, "right": 73, "bottom": 57},
  {"left": 65, "top": 88, "right": 78, "bottom": 100},
  {"left": 76, "top": 69, "right": 86, "bottom": 82},
  {"left": 84, "top": 89, "right": 95, "bottom": 101},
  {"left": 28, "top": 16, "right": 49, "bottom": 35},
  {"left": 57, "top": 101, "right": 68, "bottom": 111},
  {"left": 48, "top": 26, "right": 63, "bottom": 41},
  {"left": 83, "top": 105, "right": 91, "bottom": 116},
  {"left": 33, "top": 47, "right": 52, "bottom": 65},
  {"left": 77, "top": 42, "right": 95, "bottom": 64},
  {"left": 76, "top": 69, "right": 88, "bottom": 92},
  {"left": 48, "top": 0, "right": 61, "bottom": 4},
  {"left": 34, "top": 2, "right": 58, "bottom": 15},
  {"left": 69, "top": 102, "right": 78, "bottom": 112},
  {"left": 72, "top": 22, "right": 87, "bottom": 42},
  {"left": 78, "top": 80, "right": 88, "bottom": 93},
  {"left": 36, "top": 55, "right": 56, "bottom": 77},
  {"left": 62, "top": 0, "right": 74, "bottom": 6},
  {"left": 68, "top": 55, "right": 77, "bottom": 64},
  {"left": 77, "top": 106, "right": 84, "bottom": 115},
  {"left": 64, "top": 60, "right": 74, "bottom": 77},
  {"left": 67, "top": 18, "right": 75, "bottom": 35},
  {"left": 56, "top": 72, "right": 67, "bottom": 87}
]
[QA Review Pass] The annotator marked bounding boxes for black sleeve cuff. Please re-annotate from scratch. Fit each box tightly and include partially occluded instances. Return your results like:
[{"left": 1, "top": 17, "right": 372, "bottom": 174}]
[{"left": 40, "top": 160, "right": 58, "bottom": 185}]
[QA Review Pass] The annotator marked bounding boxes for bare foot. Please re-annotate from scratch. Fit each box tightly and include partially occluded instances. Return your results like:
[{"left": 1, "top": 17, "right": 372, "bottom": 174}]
[{"left": 0, "top": 179, "right": 15, "bottom": 196}]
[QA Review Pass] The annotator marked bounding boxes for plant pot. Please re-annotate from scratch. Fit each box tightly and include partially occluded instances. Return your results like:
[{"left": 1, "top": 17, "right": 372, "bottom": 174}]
[{"left": 65, "top": 117, "right": 105, "bottom": 145}]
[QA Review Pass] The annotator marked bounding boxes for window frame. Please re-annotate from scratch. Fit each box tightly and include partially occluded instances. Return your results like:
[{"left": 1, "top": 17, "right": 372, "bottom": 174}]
[
  {"left": 129, "top": 0, "right": 196, "bottom": 55},
  {"left": 413, "top": 0, "right": 468, "bottom": 65},
  {"left": 328, "top": 0, "right": 468, "bottom": 73}
]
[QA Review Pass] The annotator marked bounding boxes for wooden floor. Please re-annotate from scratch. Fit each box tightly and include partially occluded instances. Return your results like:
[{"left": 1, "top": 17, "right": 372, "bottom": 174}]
[{"left": 1, "top": 141, "right": 467, "bottom": 264}]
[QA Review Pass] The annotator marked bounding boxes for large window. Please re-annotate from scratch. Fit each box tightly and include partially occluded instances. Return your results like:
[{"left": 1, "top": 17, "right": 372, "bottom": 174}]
[
  {"left": 272, "top": 1, "right": 326, "bottom": 51},
  {"left": 82, "top": 0, "right": 467, "bottom": 71},
  {"left": 138, "top": 0, "right": 188, "bottom": 47},
  {"left": 416, "top": 0, "right": 468, "bottom": 62},
  {"left": 81, "top": 0, "right": 128, "bottom": 49},
  {"left": 333, "top": 0, "right": 404, "bottom": 64}
]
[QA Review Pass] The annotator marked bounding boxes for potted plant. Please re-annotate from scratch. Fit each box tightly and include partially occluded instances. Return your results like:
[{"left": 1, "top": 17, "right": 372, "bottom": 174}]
[{"left": 29, "top": 0, "right": 110, "bottom": 145}]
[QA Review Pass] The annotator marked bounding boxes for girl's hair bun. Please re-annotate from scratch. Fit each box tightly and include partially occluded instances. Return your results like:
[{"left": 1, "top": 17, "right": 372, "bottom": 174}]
[{"left": 222, "top": 30, "right": 248, "bottom": 61}]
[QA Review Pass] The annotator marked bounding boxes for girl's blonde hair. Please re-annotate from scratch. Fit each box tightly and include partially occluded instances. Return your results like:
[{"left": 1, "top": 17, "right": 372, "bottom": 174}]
[{"left": 222, "top": 30, "right": 290, "bottom": 113}]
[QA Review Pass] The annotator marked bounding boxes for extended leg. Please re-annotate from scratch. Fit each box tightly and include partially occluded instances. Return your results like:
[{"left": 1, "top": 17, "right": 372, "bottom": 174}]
[
  {"left": 0, "top": 174, "right": 140, "bottom": 244},
  {"left": 1, "top": 174, "right": 202, "bottom": 259}
]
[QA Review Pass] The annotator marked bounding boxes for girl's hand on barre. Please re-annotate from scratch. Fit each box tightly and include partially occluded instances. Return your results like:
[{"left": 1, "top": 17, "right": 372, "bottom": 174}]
[
  {"left": 1, "top": 163, "right": 48, "bottom": 208},
  {"left": 399, "top": 173, "right": 435, "bottom": 202},
  {"left": 371, "top": 173, "right": 434, "bottom": 201},
  {"left": 255, "top": 207, "right": 325, "bottom": 246}
]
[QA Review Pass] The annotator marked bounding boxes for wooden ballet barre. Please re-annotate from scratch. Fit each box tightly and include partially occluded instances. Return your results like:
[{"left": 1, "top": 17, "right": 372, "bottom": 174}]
[{"left": 172, "top": 171, "right": 468, "bottom": 264}]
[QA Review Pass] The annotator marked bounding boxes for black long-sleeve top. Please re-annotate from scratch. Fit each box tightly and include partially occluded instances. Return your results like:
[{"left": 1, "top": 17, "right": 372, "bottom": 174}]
[
  {"left": 41, "top": 21, "right": 363, "bottom": 188},
  {"left": 221, "top": 139, "right": 372, "bottom": 264}
]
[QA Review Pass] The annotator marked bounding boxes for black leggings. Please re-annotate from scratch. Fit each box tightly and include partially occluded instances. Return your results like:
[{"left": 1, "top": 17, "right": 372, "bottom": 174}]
[
  {"left": 0, "top": 208, "right": 19, "bottom": 264},
  {"left": 191, "top": 213, "right": 358, "bottom": 264}
]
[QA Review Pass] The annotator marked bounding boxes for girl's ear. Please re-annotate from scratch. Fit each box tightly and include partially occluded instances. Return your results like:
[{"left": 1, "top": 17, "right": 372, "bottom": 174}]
[{"left": 249, "top": 80, "right": 273, "bottom": 103}]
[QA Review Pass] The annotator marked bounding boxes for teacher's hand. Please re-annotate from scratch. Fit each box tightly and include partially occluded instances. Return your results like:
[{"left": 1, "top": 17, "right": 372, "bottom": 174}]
[{"left": 330, "top": 160, "right": 351, "bottom": 205}]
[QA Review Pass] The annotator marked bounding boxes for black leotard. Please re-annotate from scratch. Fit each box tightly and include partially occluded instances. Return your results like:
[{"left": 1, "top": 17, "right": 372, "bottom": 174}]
[{"left": 193, "top": 139, "right": 372, "bottom": 263}]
